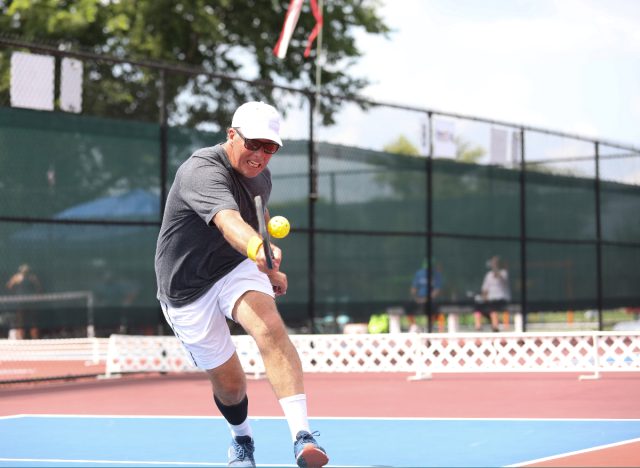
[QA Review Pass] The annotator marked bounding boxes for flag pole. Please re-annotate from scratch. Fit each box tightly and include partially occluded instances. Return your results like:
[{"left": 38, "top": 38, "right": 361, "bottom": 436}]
[
  {"left": 314, "top": 0, "right": 324, "bottom": 119},
  {"left": 309, "top": 0, "right": 323, "bottom": 333}
]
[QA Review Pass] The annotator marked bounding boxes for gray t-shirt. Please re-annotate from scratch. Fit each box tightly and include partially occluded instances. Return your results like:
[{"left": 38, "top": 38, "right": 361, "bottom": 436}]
[{"left": 155, "top": 144, "right": 271, "bottom": 307}]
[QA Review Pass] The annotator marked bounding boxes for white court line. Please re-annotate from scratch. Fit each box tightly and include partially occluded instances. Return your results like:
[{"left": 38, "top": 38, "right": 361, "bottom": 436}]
[
  {"left": 0, "top": 459, "right": 224, "bottom": 467},
  {"left": 0, "top": 459, "right": 360, "bottom": 468},
  {"left": 506, "top": 436, "right": 640, "bottom": 467},
  {"left": 0, "top": 414, "right": 30, "bottom": 420}
]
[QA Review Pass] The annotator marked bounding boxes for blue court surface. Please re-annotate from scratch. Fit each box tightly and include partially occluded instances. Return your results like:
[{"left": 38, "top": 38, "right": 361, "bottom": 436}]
[{"left": 1, "top": 415, "right": 639, "bottom": 467}]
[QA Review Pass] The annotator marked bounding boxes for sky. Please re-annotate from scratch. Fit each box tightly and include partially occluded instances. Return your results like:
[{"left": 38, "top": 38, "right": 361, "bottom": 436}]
[{"left": 343, "top": 0, "right": 640, "bottom": 151}]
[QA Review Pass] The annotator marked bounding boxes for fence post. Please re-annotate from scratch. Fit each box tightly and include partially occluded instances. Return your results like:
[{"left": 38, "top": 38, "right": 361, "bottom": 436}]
[
  {"left": 518, "top": 128, "right": 528, "bottom": 332},
  {"left": 86, "top": 292, "right": 95, "bottom": 338},
  {"left": 594, "top": 142, "right": 603, "bottom": 331},
  {"left": 425, "top": 111, "right": 434, "bottom": 333},
  {"left": 408, "top": 333, "right": 432, "bottom": 381},
  {"left": 308, "top": 94, "right": 318, "bottom": 333},
  {"left": 579, "top": 332, "right": 601, "bottom": 380}
]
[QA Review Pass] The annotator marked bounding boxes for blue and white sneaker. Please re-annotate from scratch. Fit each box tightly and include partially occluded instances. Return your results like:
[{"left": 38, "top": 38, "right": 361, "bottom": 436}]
[
  {"left": 293, "top": 430, "right": 328, "bottom": 468},
  {"left": 228, "top": 435, "right": 255, "bottom": 467}
]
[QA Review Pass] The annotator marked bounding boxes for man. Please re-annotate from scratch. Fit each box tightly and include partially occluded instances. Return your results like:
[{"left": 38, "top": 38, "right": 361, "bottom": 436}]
[
  {"left": 475, "top": 255, "right": 511, "bottom": 332},
  {"left": 5, "top": 263, "right": 42, "bottom": 339},
  {"left": 155, "top": 101, "right": 328, "bottom": 468},
  {"left": 408, "top": 258, "right": 443, "bottom": 332}
]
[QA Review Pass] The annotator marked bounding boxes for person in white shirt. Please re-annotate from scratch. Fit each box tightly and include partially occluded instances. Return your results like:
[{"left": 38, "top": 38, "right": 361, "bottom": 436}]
[{"left": 475, "top": 256, "right": 511, "bottom": 332}]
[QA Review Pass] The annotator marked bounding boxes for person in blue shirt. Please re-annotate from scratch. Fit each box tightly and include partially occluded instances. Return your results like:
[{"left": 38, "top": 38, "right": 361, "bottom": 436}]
[{"left": 409, "top": 258, "right": 443, "bottom": 332}]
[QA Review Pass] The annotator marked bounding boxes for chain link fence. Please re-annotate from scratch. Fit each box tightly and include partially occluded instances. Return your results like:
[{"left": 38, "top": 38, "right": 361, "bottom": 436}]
[{"left": 1, "top": 37, "right": 639, "bottom": 337}]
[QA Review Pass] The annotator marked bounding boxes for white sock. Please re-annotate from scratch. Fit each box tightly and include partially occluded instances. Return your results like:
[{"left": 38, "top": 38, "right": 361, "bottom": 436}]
[
  {"left": 279, "top": 394, "right": 310, "bottom": 441},
  {"left": 228, "top": 419, "right": 252, "bottom": 439}
]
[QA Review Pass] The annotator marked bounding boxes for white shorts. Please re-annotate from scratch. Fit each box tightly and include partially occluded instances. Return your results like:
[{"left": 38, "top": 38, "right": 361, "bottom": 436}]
[{"left": 159, "top": 259, "right": 274, "bottom": 370}]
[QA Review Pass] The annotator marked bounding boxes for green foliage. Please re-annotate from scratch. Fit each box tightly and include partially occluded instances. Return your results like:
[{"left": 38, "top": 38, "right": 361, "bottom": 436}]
[
  {"left": 383, "top": 134, "right": 420, "bottom": 156},
  {"left": 454, "top": 136, "right": 485, "bottom": 163},
  {"left": 0, "top": 0, "right": 390, "bottom": 126},
  {"left": 375, "top": 134, "right": 488, "bottom": 201},
  {"left": 374, "top": 135, "right": 423, "bottom": 200}
]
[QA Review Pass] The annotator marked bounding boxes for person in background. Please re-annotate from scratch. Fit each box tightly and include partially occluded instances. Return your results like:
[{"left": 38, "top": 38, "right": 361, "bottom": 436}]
[
  {"left": 409, "top": 258, "right": 443, "bottom": 332},
  {"left": 5, "top": 263, "right": 42, "bottom": 339},
  {"left": 154, "top": 101, "right": 328, "bottom": 468},
  {"left": 475, "top": 255, "right": 511, "bottom": 332}
]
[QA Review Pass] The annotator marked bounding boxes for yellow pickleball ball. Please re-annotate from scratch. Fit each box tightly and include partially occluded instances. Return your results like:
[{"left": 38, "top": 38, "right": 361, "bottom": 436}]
[{"left": 268, "top": 216, "right": 290, "bottom": 239}]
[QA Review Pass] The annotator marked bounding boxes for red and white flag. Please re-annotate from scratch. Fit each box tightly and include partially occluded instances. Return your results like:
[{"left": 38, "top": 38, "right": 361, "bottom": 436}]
[
  {"left": 273, "top": 0, "right": 304, "bottom": 59},
  {"left": 273, "top": 0, "right": 323, "bottom": 59},
  {"left": 303, "top": 0, "right": 323, "bottom": 57}
]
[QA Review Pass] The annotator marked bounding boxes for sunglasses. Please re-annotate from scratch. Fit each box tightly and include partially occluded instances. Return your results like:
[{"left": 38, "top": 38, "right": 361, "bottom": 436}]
[{"left": 234, "top": 128, "right": 280, "bottom": 154}]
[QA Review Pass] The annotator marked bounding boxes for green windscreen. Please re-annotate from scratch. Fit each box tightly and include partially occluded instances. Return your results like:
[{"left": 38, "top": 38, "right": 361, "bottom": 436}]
[{"left": 1, "top": 106, "right": 639, "bottom": 335}]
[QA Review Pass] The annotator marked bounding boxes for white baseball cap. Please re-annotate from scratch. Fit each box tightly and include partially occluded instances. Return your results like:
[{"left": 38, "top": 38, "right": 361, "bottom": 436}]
[{"left": 231, "top": 101, "right": 283, "bottom": 147}]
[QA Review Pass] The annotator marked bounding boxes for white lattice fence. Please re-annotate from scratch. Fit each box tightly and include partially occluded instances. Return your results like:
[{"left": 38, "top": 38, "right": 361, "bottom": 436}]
[
  {"left": 596, "top": 334, "right": 640, "bottom": 370},
  {"left": 105, "top": 334, "right": 269, "bottom": 376},
  {"left": 411, "top": 332, "right": 640, "bottom": 378},
  {"left": 419, "top": 335, "right": 601, "bottom": 371},
  {"left": 292, "top": 334, "right": 419, "bottom": 372},
  {"left": 105, "top": 335, "right": 196, "bottom": 376},
  {"left": 104, "top": 332, "right": 640, "bottom": 379}
]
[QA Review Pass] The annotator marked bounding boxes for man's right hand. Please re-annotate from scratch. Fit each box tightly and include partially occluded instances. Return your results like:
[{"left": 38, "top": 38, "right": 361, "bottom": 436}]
[{"left": 267, "top": 270, "right": 288, "bottom": 296}]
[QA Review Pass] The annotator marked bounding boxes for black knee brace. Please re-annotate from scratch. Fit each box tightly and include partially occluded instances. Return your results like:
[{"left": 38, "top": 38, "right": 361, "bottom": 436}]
[{"left": 214, "top": 394, "right": 249, "bottom": 426}]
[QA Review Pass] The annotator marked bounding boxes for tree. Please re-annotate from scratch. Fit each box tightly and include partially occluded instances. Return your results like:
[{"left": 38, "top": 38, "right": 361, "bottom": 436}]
[
  {"left": 383, "top": 134, "right": 420, "bottom": 157},
  {"left": 454, "top": 136, "right": 485, "bottom": 163},
  {"left": 376, "top": 133, "right": 489, "bottom": 200},
  {"left": 382, "top": 134, "right": 486, "bottom": 162},
  {"left": 376, "top": 135, "right": 424, "bottom": 199},
  {"left": 0, "top": 0, "right": 390, "bottom": 127}
]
